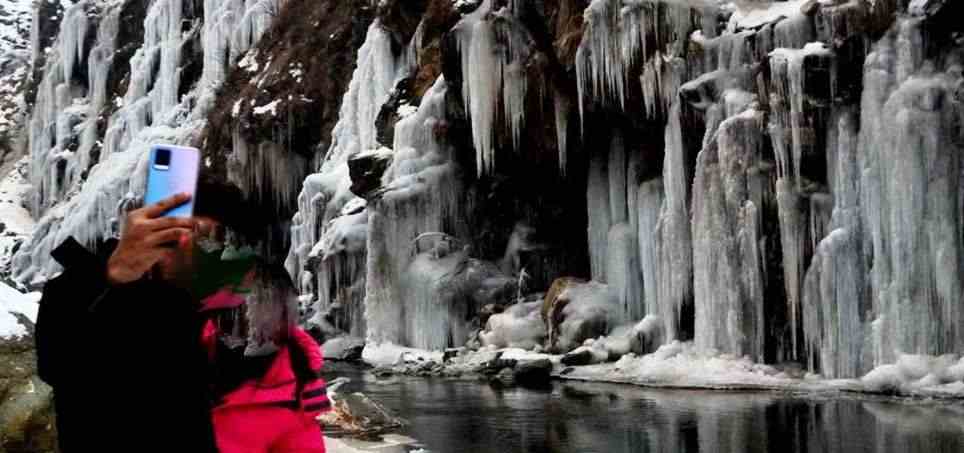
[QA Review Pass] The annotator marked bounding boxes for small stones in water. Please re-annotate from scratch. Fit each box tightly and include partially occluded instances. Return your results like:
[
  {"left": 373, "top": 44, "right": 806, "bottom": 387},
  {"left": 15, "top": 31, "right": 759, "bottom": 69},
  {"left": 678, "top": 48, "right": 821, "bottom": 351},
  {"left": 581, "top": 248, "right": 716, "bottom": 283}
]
[
  {"left": 372, "top": 367, "right": 395, "bottom": 378},
  {"left": 443, "top": 347, "right": 465, "bottom": 363},
  {"left": 489, "top": 367, "right": 516, "bottom": 387}
]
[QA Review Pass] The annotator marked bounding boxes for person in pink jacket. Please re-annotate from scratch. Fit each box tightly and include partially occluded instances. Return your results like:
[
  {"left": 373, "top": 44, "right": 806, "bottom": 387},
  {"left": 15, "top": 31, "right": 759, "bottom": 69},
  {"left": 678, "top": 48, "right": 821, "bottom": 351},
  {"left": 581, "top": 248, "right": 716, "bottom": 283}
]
[{"left": 200, "top": 259, "right": 330, "bottom": 453}]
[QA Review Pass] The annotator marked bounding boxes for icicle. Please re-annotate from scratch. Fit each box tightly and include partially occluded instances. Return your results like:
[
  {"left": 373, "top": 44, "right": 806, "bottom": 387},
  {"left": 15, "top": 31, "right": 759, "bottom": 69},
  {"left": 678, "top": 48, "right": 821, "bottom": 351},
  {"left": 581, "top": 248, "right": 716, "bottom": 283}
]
[
  {"left": 553, "top": 91, "right": 570, "bottom": 174},
  {"left": 692, "top": 107, "right": 768, "bottom": 360},
  {"left": 287, "top": 21, "right": 401, "bottom": 340},
  {"left": 364, "top": 77, "right": 478, "bottom": 349},
  {"left": 16, "top": 0, "right": 287, "bottom": 283},
  {"left": 60, "top": 3, "right": 89, "bottom": 84},
  {"left": 454, "top": 0, "right": 536, "bottom": 175},
  {"left": 587, "top": 152, "right": 611, "bottom": 281},
  {"left": 576, "top": 0, "right": 701, "bottom": 125}
]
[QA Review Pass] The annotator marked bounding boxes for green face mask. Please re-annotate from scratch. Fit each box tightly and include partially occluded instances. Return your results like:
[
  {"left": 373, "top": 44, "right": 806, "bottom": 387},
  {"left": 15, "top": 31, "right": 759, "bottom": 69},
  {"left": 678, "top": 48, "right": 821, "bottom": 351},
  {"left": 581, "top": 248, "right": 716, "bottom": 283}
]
[{"left": 191, "top": 240, "right": 259, "bottom": 300}]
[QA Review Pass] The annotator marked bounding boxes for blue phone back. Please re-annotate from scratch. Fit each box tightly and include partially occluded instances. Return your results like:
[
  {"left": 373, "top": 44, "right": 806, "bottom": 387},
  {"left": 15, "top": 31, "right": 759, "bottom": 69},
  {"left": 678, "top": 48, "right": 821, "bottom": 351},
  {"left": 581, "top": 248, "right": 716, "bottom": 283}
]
[{"left": 145, "top": 145, "right": 201, "bottom": 218}]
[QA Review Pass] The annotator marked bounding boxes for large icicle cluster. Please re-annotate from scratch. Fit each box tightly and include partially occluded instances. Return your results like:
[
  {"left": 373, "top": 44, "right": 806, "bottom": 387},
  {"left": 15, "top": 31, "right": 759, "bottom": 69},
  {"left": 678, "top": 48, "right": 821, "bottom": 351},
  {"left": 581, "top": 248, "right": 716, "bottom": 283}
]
[
  {"left": 15, "top": 0, "right": 285, "bottom": 284},
  {"left": 17, "top": 0, "right": 964, "bottom": 389},
  {"left": 454, "top": 0, "right": 539, "bottom": 175},
  {"left": 285, "top": 21, "right": 402, "bottom": 338}
]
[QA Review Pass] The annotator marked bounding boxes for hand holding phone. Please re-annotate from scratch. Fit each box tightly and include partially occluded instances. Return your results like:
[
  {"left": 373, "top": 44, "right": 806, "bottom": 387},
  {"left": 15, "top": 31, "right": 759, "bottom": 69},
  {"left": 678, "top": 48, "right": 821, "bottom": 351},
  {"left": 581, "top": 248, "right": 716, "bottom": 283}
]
[
  {"left": 104, "top": 145, "right": 202, "bottom": 285},
  {"left": 106, "top": 193, "right": 197, "bottom": 285}
]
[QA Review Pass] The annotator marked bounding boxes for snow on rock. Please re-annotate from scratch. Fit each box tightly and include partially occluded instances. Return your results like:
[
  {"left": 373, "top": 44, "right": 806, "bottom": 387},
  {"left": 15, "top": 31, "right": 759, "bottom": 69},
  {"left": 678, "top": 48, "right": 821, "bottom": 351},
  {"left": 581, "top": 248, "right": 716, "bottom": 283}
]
[
  {"left": 252, "top": 99, "right": 281, "bottom": 116},
  {"left": 560, "top": 341, "right": 812, "bottom": 389},
  {"left": 727, "top": 0, "right": 808, "bottom": 31},
  {"left": 543, "top": 279, "right": 621, "bottom": 353},
  {"left": 0, "top": 157, "right": 36, "bottom": 278},
  {"left": 479, "top": 300, "right": 545, "bottom": 350},
  {"left": 0, "top": 282, "right": 41, "bottom": 339},
  {"left": 361, "top": 341, "right": 444, "bottom": 368}
]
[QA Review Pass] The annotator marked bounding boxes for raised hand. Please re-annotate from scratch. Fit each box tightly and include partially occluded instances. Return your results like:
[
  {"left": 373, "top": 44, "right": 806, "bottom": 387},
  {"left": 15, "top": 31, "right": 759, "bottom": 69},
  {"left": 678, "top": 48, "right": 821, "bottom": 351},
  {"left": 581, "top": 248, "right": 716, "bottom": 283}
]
[{"left": 106, "top": 193, "right": 197, "bottom": 285}]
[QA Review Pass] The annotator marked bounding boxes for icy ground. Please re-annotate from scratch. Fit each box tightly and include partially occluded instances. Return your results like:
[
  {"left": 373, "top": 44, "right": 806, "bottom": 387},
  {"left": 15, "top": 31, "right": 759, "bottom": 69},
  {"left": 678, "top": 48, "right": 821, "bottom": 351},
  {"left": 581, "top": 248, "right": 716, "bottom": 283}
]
[
  {"left": 0, "top": 155, "right": 39, "bottom": 339},
  {"left": 0, "top": 280, "right": 40, "bottom": 339},
  {"left": 0, "top": 157, "right": 34, "bottom": 275},
  {"left": 360, "top": 341, "right": 964, "bottom": 399}
]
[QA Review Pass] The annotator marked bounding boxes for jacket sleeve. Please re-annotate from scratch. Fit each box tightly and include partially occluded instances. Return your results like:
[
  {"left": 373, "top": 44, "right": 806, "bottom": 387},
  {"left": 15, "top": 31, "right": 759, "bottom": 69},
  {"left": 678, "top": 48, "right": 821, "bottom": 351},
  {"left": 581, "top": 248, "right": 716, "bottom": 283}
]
[{"left": 35, "top": 237, "right": 127, "bottom": 386}]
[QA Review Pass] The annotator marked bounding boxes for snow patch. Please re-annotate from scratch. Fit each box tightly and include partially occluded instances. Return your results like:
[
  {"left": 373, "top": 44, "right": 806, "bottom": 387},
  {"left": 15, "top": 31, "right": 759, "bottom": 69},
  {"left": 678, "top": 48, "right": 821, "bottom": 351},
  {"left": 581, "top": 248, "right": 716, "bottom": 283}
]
[{"left": 0, "top": 282, "right": 41, "bottom": 339}]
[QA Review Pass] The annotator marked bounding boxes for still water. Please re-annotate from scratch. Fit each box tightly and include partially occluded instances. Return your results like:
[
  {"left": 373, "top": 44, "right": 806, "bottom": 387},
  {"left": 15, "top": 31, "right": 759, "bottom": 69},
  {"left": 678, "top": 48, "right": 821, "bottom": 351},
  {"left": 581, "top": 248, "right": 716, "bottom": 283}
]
[{"left": 322, "top": 362, "right": 964, "bottom": 453}]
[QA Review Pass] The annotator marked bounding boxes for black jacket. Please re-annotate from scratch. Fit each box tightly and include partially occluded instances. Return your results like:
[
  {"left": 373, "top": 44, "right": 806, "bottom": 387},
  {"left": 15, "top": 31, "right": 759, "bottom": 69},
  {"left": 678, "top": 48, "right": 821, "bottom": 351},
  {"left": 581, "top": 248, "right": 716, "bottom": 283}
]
[{"left": 36, "top": 237, "right": 218, "bottom": 453}]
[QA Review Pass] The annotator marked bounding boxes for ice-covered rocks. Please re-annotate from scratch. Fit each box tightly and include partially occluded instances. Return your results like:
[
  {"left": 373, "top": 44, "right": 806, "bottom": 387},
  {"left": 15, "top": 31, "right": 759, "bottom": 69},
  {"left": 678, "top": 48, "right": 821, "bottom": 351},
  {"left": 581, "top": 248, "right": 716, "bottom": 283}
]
[
  {"left": 542, "top": 278, "right": 617, "bottom": 353},
  {"left": 322, "top": 336, "right": 367, "bottom": 362},
  {"left": 479, "top": 300, "right": 545, "bottom": 350}
]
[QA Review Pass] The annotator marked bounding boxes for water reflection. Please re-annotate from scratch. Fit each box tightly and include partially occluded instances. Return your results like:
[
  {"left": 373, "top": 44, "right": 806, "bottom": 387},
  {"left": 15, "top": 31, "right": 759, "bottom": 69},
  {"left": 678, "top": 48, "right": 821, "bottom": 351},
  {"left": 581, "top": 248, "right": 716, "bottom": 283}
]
[{"left": 322, "top": 363, "right": 964, "bottom": 453}]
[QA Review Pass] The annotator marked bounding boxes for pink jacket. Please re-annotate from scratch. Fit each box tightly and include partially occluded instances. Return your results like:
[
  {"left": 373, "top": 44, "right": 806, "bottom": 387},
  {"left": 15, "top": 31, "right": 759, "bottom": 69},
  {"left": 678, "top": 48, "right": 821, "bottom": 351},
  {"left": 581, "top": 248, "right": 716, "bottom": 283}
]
[{"left": 202, "top": 322, "right": 329, "bottom": 453}]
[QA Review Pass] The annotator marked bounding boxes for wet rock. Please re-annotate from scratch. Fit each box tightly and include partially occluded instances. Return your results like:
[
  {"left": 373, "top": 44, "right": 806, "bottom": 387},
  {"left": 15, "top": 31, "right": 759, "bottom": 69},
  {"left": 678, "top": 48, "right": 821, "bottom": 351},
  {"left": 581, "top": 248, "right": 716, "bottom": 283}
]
[
  {"left": 513, "top": 359, "right": 552, "bottom": 387},
  {"left": 375, "top": 78, "right": 416, "bottom": 147},
  {"left": 322, "top": 336, "right": 367, "bottom": 361},
  {"left": 489, "top": 367, "right": 516, "bottom": 387},
  {"left": 348, "top": 148, "right": 394, "bottom": 199},
  {"left": 443, "top": 347, "right": 464, "bottom": 363},
  {"left": 371, "top": 367, "right": 395, "bottom": 378},
  {"left": 318, "top": 392, "right": 406, "bottom": 437},
  {"left": 541, "top": 278, "right": 615, "bottom": 353},
  {"left": 541, "top": 277, "right": 584, "bottom": 351},
  {"left": 477, "top": 351, "right": 518, "bottom": 376},
  {"left": 560, "top": 348, "right": 595, "bottom": 366}
]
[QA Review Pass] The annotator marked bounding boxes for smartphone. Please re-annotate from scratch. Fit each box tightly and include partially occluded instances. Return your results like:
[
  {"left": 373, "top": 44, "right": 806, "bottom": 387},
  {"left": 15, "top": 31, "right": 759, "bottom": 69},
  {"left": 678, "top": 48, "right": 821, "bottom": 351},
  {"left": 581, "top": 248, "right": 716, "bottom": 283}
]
[{"left": 145, "top": 144, "right": 201, "bottom": 218}]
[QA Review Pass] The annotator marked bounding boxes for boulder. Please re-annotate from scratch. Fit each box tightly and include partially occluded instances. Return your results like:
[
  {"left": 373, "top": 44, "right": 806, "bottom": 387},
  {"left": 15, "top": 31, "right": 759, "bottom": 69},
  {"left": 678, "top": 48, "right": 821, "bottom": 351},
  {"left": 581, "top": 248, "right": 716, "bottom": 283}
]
[
  {"left": 442, "top": 347, "right": 464, "bottom": 363},
  {"left": 560, "top": 347, "right": 600, "bottom": 366},
  {"left": 512, "top": 359, "right": 552, "bottom": 387},
  {"left": 348, "top": 148, "right": 394, "bottom": 199},
  {"left": 541, "top": 278, "right": 617, "bottom": 353},
  {"left": 489, "top": 367, "right": 516, "bottom": 387},
  {"left": 318, "top": 392, "right": 406, "bottom": 437},
  {"left": 541, "top": 277, "right": 584, "bottom": 350},
  {"left": 479, "top": 301, "right": 545, "bottom": 350},
  {"left": 0, "top": 323, "right": 56, "bottom": 452},
  {"left": 322, "top": 336, "right": 367, "bottom": 361}
]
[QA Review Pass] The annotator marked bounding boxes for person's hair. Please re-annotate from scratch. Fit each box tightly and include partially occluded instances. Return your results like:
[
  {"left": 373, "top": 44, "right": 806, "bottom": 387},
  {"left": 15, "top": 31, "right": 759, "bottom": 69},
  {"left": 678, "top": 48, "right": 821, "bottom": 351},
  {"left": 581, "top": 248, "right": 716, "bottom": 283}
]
[
  {"left": 210, "top": 258, "right": 317, "bottom": 403},
  {"left": 193, "top": 174, "right": 267, "bottom": 243},
  {"left": 250, "top": 260, "right": 317, "bottom": 404}
]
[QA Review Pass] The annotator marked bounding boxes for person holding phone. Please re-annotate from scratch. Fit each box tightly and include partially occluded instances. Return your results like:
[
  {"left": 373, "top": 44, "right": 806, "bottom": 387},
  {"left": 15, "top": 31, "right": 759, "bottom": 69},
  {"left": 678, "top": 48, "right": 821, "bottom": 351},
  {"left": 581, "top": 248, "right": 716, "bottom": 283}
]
[{"left": 35, "top": 145, "right": 264, "bottom": 452}]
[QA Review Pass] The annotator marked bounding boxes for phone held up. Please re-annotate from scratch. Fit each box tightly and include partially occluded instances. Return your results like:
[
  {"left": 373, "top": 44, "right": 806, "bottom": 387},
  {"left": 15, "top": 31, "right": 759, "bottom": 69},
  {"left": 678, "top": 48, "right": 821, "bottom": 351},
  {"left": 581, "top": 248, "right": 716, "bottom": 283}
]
[{"left": 145, "top": 144, "right": 201, "bottom": 218}]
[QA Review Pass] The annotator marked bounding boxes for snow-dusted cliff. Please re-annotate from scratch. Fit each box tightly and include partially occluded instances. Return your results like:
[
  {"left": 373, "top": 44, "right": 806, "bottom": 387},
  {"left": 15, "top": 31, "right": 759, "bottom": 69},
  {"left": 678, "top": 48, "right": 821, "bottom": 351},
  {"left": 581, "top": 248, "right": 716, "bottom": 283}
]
[{"left": 10, "top": 0, "right": 964, "bottom": 392}]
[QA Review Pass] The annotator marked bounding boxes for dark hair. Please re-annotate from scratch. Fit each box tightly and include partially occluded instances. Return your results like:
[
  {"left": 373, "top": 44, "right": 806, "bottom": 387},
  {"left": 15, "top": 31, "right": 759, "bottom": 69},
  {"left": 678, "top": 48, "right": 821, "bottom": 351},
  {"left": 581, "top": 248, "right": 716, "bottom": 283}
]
[{"left": 193, "top": 174, "right": 266, "bottom": 242}]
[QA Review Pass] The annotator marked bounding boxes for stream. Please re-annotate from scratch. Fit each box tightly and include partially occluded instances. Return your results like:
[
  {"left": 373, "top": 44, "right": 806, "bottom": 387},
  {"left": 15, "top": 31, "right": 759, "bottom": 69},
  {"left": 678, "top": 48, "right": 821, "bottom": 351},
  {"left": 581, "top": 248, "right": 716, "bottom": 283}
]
[{"left": 321, "top": 362, "right": 964, "bottom": 453}]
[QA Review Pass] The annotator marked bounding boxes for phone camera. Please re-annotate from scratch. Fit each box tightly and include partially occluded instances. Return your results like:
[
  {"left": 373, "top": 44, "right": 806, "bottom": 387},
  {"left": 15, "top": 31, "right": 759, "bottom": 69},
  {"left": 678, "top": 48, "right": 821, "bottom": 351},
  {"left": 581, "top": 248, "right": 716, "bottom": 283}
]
[{"left": 155, "top": 148, "right": 172, "bottom": 168}]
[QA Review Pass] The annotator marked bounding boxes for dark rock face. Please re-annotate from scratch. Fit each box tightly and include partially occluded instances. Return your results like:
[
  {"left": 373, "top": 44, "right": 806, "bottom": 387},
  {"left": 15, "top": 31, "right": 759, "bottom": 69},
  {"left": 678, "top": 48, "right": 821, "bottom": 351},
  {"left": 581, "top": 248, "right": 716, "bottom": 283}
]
[
  {"left": 201, "top": 0, "right": 377, "bottom": 217},
  {"left": 24, "top": 1, "right": 67, "bottom": 106},
  {"left": 348, "top": 150, "right": 393, "bottom": 199}
]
